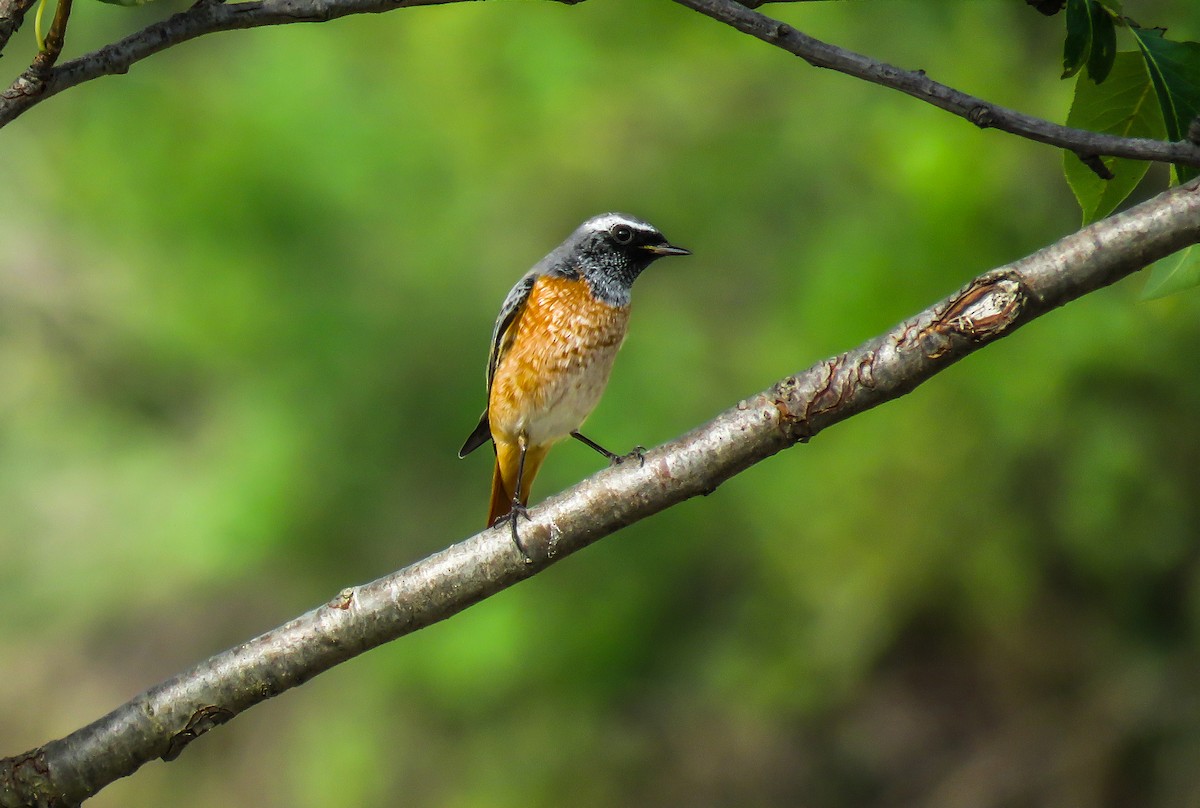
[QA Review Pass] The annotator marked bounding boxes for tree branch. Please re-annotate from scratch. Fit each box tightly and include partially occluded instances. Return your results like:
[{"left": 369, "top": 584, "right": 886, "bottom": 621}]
[
  {"left": 3, "top": 177, "right": 1198, "bottom": 808},
  {"left": 31, "top": 0, "right": 73, "bottom": 71},
  {"left": 0, "top": 0, "right": 1196, "bottom": 182},
  {"left": 736, "top": 0, "right": 829, "bottom": 6},
  {"left": 0, "top": 0, "right": 471, "bottom": 126},
  {"left": 0, "top": 0, "right": 38, "bottom": 52},
  {"left": 673, "top": 0, "right": 1200, "bottom": 170}
]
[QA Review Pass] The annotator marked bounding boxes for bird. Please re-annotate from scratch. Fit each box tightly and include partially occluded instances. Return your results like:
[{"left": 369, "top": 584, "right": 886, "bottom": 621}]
[{"left": 458, "top": 212, "right": 690, "bottom": 555}]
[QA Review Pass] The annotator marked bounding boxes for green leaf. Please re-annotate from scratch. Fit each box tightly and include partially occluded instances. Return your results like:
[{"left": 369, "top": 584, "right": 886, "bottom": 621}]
[
  {"left": 1141, "top": 245, "right": 1200, "bottom": 299},
  {"left": 1086, "top": 2, "right": 1117, "bottom": 83},
  {"left": 1059, "top": 0, "right": 1118, "bottom": 84},
  {"left": 1063, "top": 52, "right": 1166, "bottom": 224},
  {"left": 1093, "top": 0, "right": 1122, "bottom": 15},
  {"left": 1132, "top": 27, "right": 1200, "bottom": 181},
  {"left": 1063, "top": 0, "right": 1093, "bottom": 79}
]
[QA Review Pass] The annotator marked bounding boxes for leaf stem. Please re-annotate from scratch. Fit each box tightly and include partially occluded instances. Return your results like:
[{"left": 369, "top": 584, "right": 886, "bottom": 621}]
[
  {"left": 32, "top": 0, "right": 71, "bottom": 69},
  {"left": 33, "top": 0, "right": 45, "bottom": 50}
]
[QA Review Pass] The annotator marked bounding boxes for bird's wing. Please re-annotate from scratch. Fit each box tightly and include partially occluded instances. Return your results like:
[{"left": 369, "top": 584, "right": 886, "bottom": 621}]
[
  {"left": 486, "top": 272, "right": 537, "bottom": 395},
  {"left": 458, "top": 412, "right": 491, "bottom": 458},
  {"left": 458, "top": 272, "right": 538, "bottom": 458}
]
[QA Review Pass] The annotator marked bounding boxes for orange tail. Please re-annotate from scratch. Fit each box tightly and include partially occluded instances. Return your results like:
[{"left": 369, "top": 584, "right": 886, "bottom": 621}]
[{"left": 488, "top": 439, "right": 549, "bottom": 526}]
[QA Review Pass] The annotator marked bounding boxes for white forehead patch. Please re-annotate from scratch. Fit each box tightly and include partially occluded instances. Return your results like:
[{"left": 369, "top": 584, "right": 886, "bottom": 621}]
[{"left": 581, "top": 212, "right": 657, "bottom": 236}]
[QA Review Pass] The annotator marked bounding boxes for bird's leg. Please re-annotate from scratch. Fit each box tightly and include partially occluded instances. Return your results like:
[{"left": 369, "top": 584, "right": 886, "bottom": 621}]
[
  {"left": 570, "top": 431, "right": 645, "bottom": 467},
  {"left": 505, "top": 432, "right": 532, "bottom": 558}
]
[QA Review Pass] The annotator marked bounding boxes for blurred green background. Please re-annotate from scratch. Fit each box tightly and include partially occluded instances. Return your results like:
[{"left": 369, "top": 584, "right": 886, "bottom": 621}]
[{"left": 2, "top": 0, "right": 1200, "bottom": 805}]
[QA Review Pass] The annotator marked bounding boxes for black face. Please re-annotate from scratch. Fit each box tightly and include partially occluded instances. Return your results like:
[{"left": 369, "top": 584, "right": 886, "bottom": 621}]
[
  {"left": 591, "top": 215, "right": 690, "bottom": 264},
  {"left": 609, "top": 221, "right": 637, "bottom": 246},
  {"left": 541, "top": 213, "right": 689, "bottom": 304},
  {"left": 551, "top": 214, "right": 686, "bottom": 306}
]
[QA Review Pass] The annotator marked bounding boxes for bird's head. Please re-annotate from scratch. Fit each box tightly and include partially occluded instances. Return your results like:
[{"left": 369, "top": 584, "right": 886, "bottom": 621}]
[{"left": 553, "top": 212, "right": 690, "bottom": 304}]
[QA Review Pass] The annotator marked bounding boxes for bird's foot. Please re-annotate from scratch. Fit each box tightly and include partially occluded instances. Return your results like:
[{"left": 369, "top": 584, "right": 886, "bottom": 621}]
[
  {"left": 500, "top": 500, "right": 533, "bottom": 562},
  {"left": 570, "top": 431, "right": 645, "bottom": 467},
  {"left": 611, "top": 445, "right": 646, "bottom": 467}
]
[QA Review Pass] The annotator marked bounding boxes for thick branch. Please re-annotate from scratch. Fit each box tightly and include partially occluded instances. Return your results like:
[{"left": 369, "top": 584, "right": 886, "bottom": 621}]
[
  {"left": 0, "top": 0, "right": 38, "bottom": 52},
  {"left": 3, "top": 178, "right": 1198, "bottom": 808},
  {"left": 674, "top": 0, "right": 1200, "bottom": 169}
]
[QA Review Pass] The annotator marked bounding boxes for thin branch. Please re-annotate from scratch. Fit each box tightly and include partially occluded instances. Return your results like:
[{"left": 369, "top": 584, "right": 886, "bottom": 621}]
[
  {"left": 673, "top": 0, "right": 1200, "bottom": 170},
  {"left": 0, "top": 0, "right": 473, "bottom": 125},
  {"left": 31, "top": 0, "right": 72, "bottom": 71},
  {"left": 736, "top": 0, "right": 827, "bottom": 6},
  {"left": 0, "top": 0, "right": 1195, "bottom": 177},
  {"left": 3, "top": 177, "right": 1198, "bottom": 808}
]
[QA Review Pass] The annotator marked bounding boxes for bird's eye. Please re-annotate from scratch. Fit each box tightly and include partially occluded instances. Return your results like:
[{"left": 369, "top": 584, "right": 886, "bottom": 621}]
[{"left": 610, "top": 224, "right": 635, "bottom": 245}]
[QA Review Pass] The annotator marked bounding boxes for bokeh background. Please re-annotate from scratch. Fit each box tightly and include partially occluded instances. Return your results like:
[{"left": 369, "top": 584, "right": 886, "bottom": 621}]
[{"left": 2, "top": 0, "right": 1200, "bottom": 805}]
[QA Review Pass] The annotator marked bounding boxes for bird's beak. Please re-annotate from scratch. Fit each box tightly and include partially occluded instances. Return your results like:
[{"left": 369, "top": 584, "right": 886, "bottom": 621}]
[{"left": 643, "top": 242, "right": 691, "bottom": 257}]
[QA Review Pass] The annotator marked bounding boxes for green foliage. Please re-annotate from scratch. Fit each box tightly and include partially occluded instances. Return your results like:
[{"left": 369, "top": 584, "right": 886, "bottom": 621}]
[
  {"left": 1142, "top": 244, "right": 1200, "bottom": 298},
  {"left": 2, "top": 2, "right": 1200, "bottom": 807},
  {"left": 1055, "top": 3, "right": 1200, "bottom": 292},
  {"left": 1087, "top": 3, "right": 1118, "bottom": 82},
  {"left": 1063, "top": 51, "right": 1164, "bottom": 223},
  {"left": 1131, "top": 26, "right": 1200, "bottom": 178},
  {"left": 1062, "top": 0, "right": 1094, "bottom": 78},
  {"left": 1062, "top": 0, "right": 1118, "bottom": 82}
]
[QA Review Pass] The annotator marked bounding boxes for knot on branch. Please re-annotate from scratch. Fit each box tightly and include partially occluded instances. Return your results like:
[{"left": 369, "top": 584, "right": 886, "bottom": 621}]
[
  {"left": 967, "top": 104, "right": 996, "bottom": 129},
  {"left": 162, "top": 705, "right": 235, "bottom": 762},
  {"left": 767, "top": 379, "right": 813, "bottom": 444},
  {"left": 921, "top": 274, "right": 1027, "bottom": 358},
  {"left": 769, "top": 350, "right": 877, "bottom": 444},
  {"left": 1, "top": 71, "right": 47, "bottom": 101},
  {"left": 0, "top": 747, "right": 67, "bottom": 808},
  {"left": 328, "top": 587, "right": 355, "bottom": 610}
]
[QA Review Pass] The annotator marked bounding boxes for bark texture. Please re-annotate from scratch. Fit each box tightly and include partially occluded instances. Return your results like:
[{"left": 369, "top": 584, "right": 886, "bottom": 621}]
[{"left": 3, "top": 176, "right": 1198, "bottom": 808}]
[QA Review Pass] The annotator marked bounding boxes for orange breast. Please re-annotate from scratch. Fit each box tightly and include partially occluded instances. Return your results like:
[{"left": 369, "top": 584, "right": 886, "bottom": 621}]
[{"left": 488, "top": 275, "right": 631, "bottom": 448}]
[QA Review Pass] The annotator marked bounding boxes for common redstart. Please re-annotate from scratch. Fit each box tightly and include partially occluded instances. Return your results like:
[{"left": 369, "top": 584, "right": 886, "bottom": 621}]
[{"left": 459, "top": 212, "right": 690, "bottom": 554}]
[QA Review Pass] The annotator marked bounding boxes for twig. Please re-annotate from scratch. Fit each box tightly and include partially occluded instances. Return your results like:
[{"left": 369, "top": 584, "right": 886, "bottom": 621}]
[
  {"left": 672, "top": 0, "right": 1200, "bottom": 171},
  {"left": 1075, "top": 151, "right": 1116, "bottom": 180},
  {"left": 3, "top": 176, "right": 1198, "bottom": 808},
  {"left": 736, "top": 0, "right": 830, "bottom": 6},
  {"left": 735, "top": 0, "right": 821, "bottom": 6},
  {"left": 0, "top": 0, "right": 472, "bottom": 124},
  {"left": 0, "top": 0, "right": 1198, "bottom": 178},
  {"left": 31, "top": 0, "right": 72, "bottom": 71}
]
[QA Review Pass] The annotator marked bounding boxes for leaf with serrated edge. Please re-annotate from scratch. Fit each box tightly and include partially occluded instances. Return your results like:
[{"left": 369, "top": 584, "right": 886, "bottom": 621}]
[
  {"left": 1132, "top": 28, "right": 1200, "bottom": 182},
  {"left": 1142, "top": 245, "right": 1200, "bottom": 299},
  {"left": 1063, "top": 52, "right": 1165, "bottom": 224}
]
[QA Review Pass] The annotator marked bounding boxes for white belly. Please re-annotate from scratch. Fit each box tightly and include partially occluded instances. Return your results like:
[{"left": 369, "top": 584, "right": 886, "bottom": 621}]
[{"left": 515, "top": 340, "right": 622, "bottom": 446}]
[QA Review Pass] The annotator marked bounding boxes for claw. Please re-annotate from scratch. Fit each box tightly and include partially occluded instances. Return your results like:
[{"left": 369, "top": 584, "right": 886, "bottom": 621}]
[
  {"left": 613, "top": 445, "right": 646, "bottom": 467},
  {"left": 500, "top": 500, "right": 533, "bottom": 562}
]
